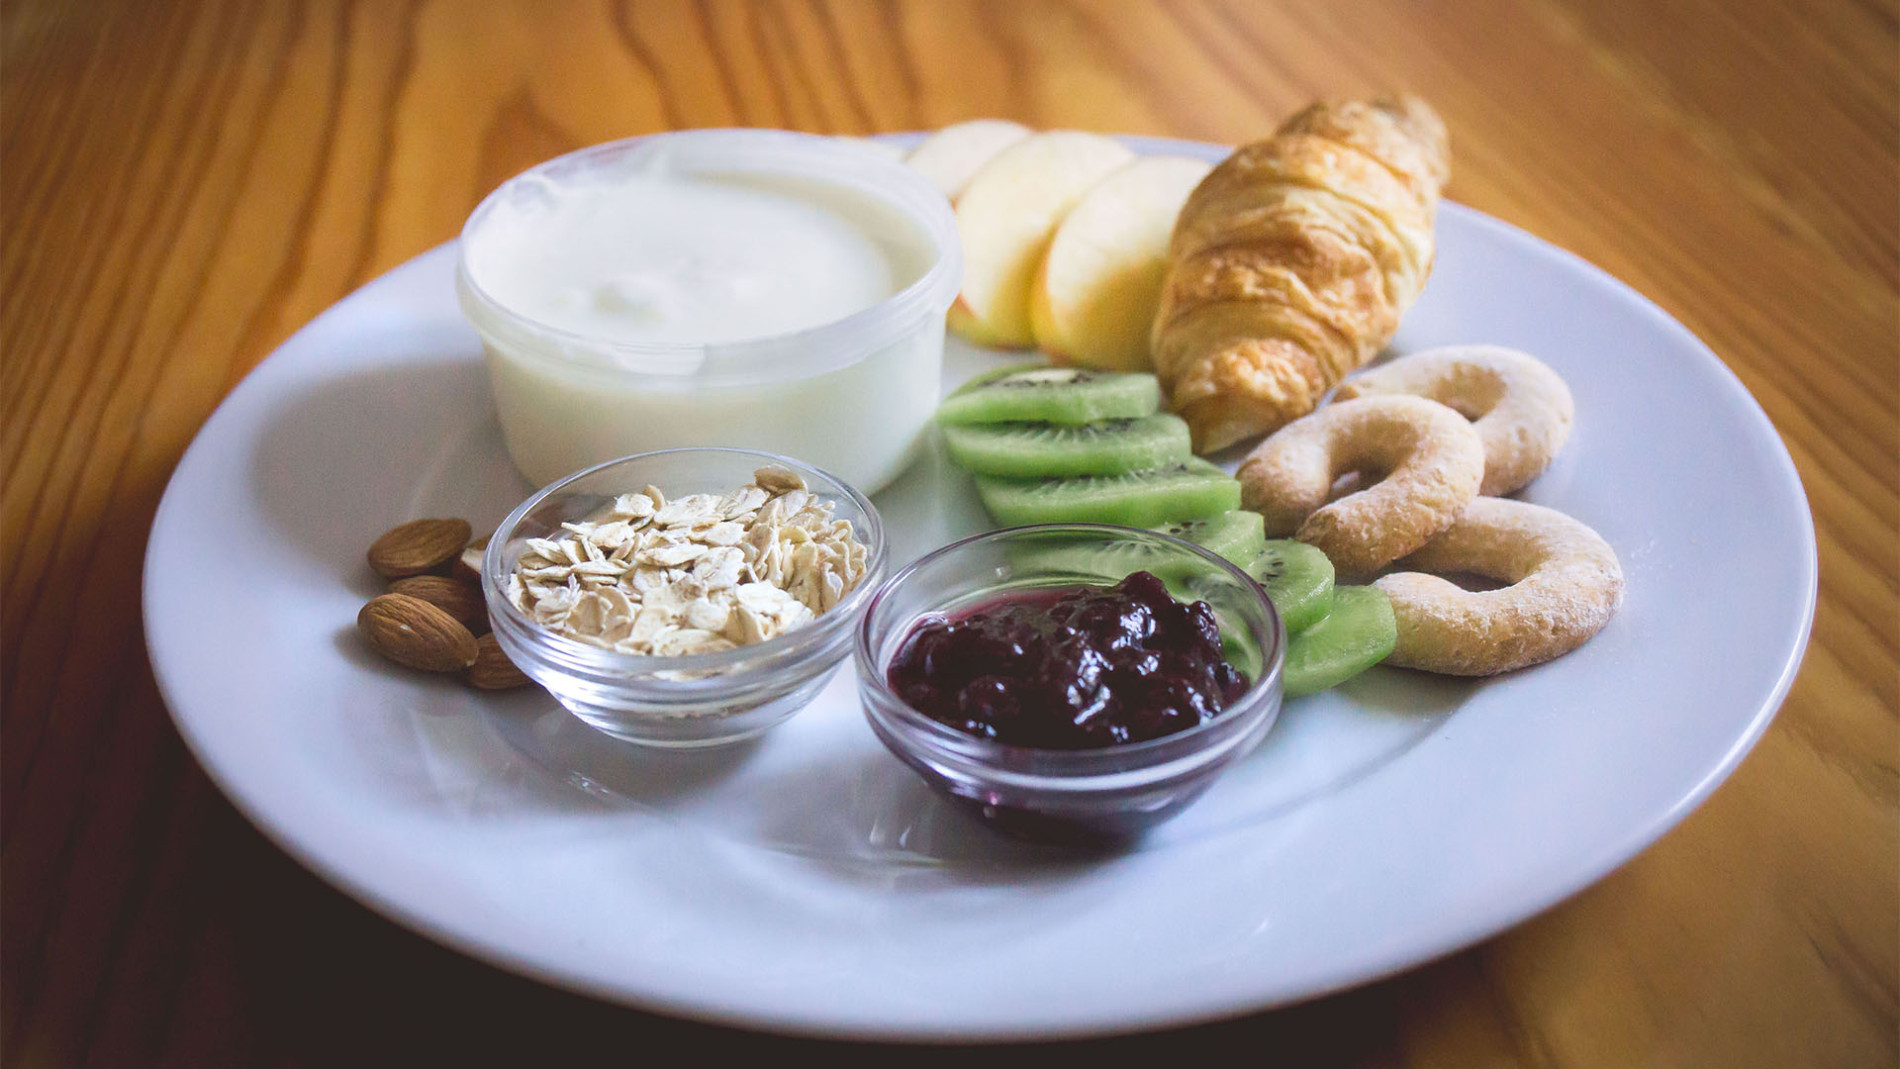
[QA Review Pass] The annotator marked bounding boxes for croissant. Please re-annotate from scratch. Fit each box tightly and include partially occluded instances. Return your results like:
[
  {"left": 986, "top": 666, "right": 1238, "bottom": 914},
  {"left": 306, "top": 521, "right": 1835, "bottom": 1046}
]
[{"left": 1151, "top": 94, "right": 1451, "bottom": 452}]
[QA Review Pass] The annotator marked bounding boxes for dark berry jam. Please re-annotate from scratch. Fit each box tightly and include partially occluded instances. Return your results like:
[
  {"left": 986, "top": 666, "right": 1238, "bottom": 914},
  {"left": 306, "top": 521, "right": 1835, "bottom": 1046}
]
[{"left": 886, "top": 571, "right": 1250, "bottom": 749}]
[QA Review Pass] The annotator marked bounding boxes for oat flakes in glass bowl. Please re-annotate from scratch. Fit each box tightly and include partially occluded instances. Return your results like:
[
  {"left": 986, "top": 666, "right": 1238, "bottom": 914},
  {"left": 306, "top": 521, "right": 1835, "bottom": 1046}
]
[{"left": 482, "top": 448, "right": 886, "bottom": 747}]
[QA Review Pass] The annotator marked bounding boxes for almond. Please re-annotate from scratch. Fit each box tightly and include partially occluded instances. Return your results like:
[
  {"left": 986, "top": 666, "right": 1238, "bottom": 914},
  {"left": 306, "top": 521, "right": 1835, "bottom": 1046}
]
[
  {"left": 467, "top": 633, "right": 531, "bottom": 690},
  {"left": 451, "top": 532, "right": 491, "bottom": 587},
  {"left": 358, "top": 593, "right": 478, "bottom": 671},
  {"left": 389, "top": 574, "right": 488, "bottom": 633},
  {"left": 368, "top": 518, "right": 472, "bottom": 579}
]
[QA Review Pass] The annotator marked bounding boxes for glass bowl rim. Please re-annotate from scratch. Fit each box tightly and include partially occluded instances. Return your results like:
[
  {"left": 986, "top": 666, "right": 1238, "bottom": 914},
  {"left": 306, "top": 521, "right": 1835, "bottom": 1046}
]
[
  {"left": 853, "top": 522, "right": 1286, "bottom": 767},
  {"left": 483, "top": 446, "right": 887, "bottom": 682}
]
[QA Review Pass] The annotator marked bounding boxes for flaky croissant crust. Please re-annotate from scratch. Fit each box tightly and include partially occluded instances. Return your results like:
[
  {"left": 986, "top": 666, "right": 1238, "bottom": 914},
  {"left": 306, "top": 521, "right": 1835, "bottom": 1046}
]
[{"left": 1153, "top": 94, "right": 1450, "bottom": 452}]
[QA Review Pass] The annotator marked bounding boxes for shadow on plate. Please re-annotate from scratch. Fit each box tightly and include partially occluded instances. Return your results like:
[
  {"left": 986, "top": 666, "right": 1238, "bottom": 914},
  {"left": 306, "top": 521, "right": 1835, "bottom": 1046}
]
[
  {"left": 1335, "top": 664, "right": 1479, "bottom": 717},
  {"left": 484, "top": 701, "right": 1112, "bottom": 884},
  {"left": 498, "top": 706, "right": 772, "bottom": 806},
  {"left": 250, "top": 358, "right": 532, "bottom": 571}
]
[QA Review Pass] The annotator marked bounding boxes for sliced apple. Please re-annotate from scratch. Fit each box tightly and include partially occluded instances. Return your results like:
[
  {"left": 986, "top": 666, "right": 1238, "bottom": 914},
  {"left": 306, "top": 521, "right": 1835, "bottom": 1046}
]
[
  {"left": 903, "top": 119, "right": 1033, "bottom": 200},
  {"left": 948, "top": 131, "right": 1135, "bottom": 349},
  {"left": 1029, "top": 155, "right": 1213, "bottom": 371}
]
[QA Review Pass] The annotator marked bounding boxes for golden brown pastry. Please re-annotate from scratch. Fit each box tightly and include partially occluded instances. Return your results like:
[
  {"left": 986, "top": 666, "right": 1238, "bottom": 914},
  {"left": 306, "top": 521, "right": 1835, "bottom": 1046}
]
[
  {"left": 1238, "top": 395, "right": 1484, "bottom": 575},
  {"left": 1333, "top": 344, "right": 1574, "bottom": 496},
  {"left": 1151, "top": 95, "right": 1451, "bottom": 452},
  {"left": 1375, "top": 497, "right": 1623, "bottom": 676}
]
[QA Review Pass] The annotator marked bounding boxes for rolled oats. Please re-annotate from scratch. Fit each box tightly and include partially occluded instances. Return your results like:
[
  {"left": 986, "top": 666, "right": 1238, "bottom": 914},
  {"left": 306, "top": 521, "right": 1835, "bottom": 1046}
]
[
  {"left": 752, "top": 465, "right": 806, "bottom": 494},
  {"left": 611, "top": 492, "right": 656, "bottom": 521},
  {"left": 507, "top": 466, "right": 869, "bottom": 657}
]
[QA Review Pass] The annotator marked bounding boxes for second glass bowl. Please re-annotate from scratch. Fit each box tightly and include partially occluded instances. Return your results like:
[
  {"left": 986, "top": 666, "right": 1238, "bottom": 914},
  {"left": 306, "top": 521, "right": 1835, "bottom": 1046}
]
[
  {"left": 854, "top": 524, "right": 1286, "bottom": 844},
  {"left": 484, "top": 447, "right": 886, "bottom": 747}
]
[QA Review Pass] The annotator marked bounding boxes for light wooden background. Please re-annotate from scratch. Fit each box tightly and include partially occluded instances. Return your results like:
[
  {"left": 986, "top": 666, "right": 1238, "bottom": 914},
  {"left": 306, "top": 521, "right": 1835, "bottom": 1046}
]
[{"left": 4, "top": 0, "right": 1894, "bottom": 1064}]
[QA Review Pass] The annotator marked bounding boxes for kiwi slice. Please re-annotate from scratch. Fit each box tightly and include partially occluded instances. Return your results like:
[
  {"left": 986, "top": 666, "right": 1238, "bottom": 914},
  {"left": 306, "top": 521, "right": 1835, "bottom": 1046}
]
[
  {"left": 948, "top": 361, "right": 1048, "bottom": 397},
  {"left": 936, "top": 366, "right": 1162, "bottom": 426},
  {"left": 1247, "top": 539, "right": 1336, "bottom": 634},
  {"left": 942, "top": 413, "right": 1191, "bottom": 478},
  {"left": 973, "top": 458, "right": 1240, "bottom": 527},
  {"left": 1282, "top": 585, "right": 1396, "bottom": 698},
  {"left": 1154, "top": 510, "right": 1268, "bottom": 566}
]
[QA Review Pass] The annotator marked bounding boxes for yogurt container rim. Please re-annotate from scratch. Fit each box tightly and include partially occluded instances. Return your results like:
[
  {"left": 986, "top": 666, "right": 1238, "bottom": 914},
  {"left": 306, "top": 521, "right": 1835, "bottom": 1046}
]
[{"left": 455, "top": 128, "right": 961, "bottom": 391}]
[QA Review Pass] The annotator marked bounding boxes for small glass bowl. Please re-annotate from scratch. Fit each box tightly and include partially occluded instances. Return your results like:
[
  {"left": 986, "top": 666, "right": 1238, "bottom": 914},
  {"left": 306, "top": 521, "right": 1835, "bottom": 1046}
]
[
  {"left": 853, "top": 525, "right": 1286, "bottom": 845},
  {"left": 484, "top": 448, "right": 886, "bottom": 748}
]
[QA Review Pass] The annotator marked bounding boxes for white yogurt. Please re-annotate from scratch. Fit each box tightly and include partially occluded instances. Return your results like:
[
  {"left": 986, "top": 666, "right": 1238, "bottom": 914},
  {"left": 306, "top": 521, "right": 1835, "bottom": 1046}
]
[
  {"left": 457, "top": 131, "right": 960, "bottom": 493},
  {"left": 467, "top": 174, "right": 905, "bottom": 347}
]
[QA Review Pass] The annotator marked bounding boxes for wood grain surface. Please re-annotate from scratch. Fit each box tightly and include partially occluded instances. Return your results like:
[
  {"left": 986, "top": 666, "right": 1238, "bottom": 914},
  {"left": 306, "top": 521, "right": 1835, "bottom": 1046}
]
[{"left": 3, "top": 1, "right": 1894, "bottom": 1064}]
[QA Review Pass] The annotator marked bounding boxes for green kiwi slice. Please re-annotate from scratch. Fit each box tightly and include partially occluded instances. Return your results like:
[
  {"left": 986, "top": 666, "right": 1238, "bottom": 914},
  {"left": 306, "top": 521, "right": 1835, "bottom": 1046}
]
[
  {"left": 936, "top": 366, "right": 1162, "bottom": 426},
  {"left": 1154, "top": 509, "right": 1268, "bottom": 566},
  {"left": 1282, "top": 585, "right": 1396, "bottom": 697},
  {"left": 941, "top": 414, "right": 1191, "bottom": 478},
  {"left": 1247, "top": 539, "right": 1336, "bottom": 634},
  {"left": 947, "top": 361, "right": 1048, "bottom": 397},
  {"left": 973, "top": 458, "right": 1240, "bottom": 527}
]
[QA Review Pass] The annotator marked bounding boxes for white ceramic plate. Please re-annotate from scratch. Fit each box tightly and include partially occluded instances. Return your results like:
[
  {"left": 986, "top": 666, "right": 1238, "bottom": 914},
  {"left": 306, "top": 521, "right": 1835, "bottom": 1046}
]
[{"left": 144, "top": 136, "right": 1815, "bottom": 1040}]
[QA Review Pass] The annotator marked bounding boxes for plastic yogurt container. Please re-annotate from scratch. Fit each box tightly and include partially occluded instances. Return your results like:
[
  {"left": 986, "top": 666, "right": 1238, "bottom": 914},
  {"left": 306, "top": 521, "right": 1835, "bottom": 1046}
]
[{"left": 457, "top": 129, "right": 961, "bottom": 494}]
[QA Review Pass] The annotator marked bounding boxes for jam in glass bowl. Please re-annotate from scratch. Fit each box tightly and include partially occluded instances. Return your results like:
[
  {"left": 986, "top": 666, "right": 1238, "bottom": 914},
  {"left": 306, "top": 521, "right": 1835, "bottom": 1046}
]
[{"left": 854, "top": 524, "right": 1285, "bottom": 844}]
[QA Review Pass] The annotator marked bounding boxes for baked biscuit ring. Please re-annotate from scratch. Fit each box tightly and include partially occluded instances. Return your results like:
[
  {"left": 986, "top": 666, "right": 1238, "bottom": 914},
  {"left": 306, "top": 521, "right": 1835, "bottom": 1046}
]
[
  {"left": 1375, "top": 497, "right": 1623, "bottom": 676},
  {"left": 1239, "top": 395, "right": 1485, "bottom": 574},
  {"left": 1334, "top": 345, "right": 1574, "bottom": 495}
]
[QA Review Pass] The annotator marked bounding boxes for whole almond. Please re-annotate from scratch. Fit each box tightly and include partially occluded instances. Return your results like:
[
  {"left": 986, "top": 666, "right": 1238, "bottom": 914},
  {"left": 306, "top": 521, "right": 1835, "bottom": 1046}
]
[
  {"left": 389, "top": 574, "right": 488, "bottom": 633},
  {"left": 467, "top": 633, "right": 531, "bottom": 690},
  {"left": 451, "top": 533, "right": 491, "bottom": 587},
  {"left": 358, "top": 593, "right": 479, "bottom": 671},
  {"left": 368, "top": 518, "right": 472, "bottom": 579}
]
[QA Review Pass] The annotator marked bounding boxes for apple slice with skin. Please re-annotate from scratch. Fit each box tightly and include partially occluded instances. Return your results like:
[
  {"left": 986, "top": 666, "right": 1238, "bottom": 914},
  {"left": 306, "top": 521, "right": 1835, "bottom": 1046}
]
[
  {"left": 947, "top": 131, "right": 1135, "bottom": 349},
  {"left": 1030, "top": 155, "right": 1214, "bottom": 371},
  {"left": 903, "top": 119, "right": 1032, "bottom": 199}
]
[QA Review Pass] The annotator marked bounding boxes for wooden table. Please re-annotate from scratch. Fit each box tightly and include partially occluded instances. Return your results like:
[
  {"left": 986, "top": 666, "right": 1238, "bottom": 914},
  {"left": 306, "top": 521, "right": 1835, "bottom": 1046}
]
[{"left": 4, "top": 1, "right": 1893, "bottom": 1063}]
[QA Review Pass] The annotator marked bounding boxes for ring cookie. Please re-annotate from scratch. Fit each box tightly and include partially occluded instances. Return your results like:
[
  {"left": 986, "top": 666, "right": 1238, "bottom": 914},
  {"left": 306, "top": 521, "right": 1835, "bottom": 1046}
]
[
  {"left": 1239, "top": 395, "right": 1484, "bottom": 574},
  {"left": 1375, "top": 497, "right": 1622, "bottom": 676},
  {"left": 1335, "top": 345, "right": 1574, "bottom": 495}
]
